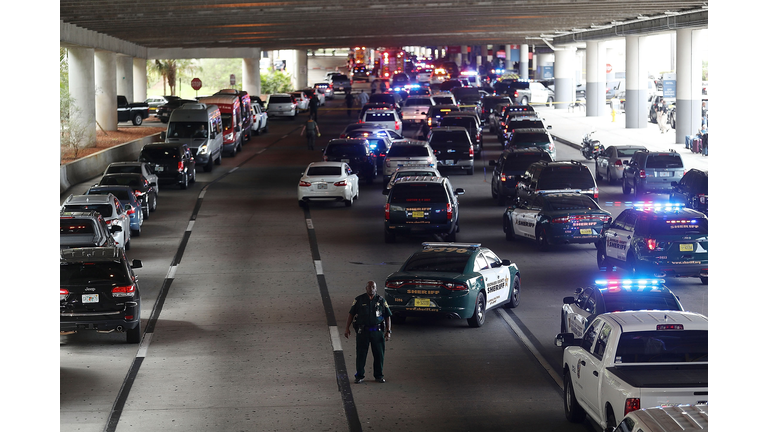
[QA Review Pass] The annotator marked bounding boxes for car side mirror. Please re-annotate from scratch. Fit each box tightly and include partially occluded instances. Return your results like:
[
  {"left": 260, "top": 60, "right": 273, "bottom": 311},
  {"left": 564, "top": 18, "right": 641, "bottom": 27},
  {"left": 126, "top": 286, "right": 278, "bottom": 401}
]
[
  {"left": 555, "top": 333, "right": 579, "bottom": 348},
  {"left": 131, "top": 259, "right": 143, "bottom": 269},
  {"left": 563, "top": 296, "right": 575, "bottom": 304},
  {"left": 124, "top": 204, "right": 133, "bottom": 211},
  {"left": 501, "top": 259, "right": 511, "bottom": 266},
  {"left": 454, "top": 188, "right": 465, "bottom": 196}
]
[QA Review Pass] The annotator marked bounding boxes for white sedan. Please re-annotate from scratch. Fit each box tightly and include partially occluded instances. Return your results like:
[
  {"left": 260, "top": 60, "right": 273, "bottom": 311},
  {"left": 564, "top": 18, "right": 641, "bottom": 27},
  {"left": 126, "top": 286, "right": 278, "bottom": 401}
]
[{"left": 298, "top": 162, "right": 359, "bottom": 207}]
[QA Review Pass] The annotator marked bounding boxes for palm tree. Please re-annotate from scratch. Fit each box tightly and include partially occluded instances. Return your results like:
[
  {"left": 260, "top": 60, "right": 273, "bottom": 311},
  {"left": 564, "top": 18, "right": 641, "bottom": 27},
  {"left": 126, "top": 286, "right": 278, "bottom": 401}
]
[{"left": 152, "top": 59, "right": 200, "bottom": 96}]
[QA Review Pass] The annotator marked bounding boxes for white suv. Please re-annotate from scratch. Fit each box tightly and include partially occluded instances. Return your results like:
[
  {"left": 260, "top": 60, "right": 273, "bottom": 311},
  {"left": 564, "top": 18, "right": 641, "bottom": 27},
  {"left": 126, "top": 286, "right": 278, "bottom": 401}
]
[
  {"left": 401, "top": 96, "right": 433, "bottom": 126},
  {"left": 361, "top": 107, "right": 402, "bottom": 134}
]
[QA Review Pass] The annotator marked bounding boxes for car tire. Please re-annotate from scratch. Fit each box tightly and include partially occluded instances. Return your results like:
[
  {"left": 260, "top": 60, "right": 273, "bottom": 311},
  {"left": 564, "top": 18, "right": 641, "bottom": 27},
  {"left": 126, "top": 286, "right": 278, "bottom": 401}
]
[
  {"left": 505, "top": 219, "right": 515, "bottom": 241},
  {"left": 546, "top": 97, "right": 554, "bottom": 107},
  {"left": 607, "top": 169, "right": 615, "bottom": 185},
  {"left": 126, "top": 321, "right": 141, "bottom": 344},
  {"left": 204, "top": 157, "right": 214, "bottom": 172},
  {"left": 132, "top": 114, "right": 143, "bottom": 126},
  {"left": 606, "top": 410, "right": 617, "bottom": 432},
  {"left": 132, "top": 225, "right": 141, "bottom": 237},
  {"left": 700, "top": 276, "right": 708, "bottom": 285},
  {"left": 564, "top": 371, "right": 587, "bottom": 423},
  {"left": 634, "top": 183, "right": 643, "bottom": 199},
  {"left": 345, "top": 195, "right": 354, "bottom": 207},
  {"left": 180, "top": 172, "right": 188, "bottom": 190},
  {"left": 467, "top": 165, "right": 474, "bottom": 175},
  {"left": 124, "top": 234, "right": 131, "bottom": 251},
  {"left": 190, "top": 168, "right": 196, "bottom": 184},
  {"left": 560, "top": 312, "right": 567, "bottom": 333},
  {"left": 505, "top": 274, "right": 521, "bottom": 308},
  {"left": 536, "top": 226, "right": 550, "bottom": 251},
  {"left": 143, "top": 203, "right": 150, "bottom": 220},
  {"left": 627, "top": 252, "right": 640, "bottom": 277},
  {"left": 521, "top": 97, "right": 529, "bottom": 105},
  {"left": 594, "top": 163, "right": 603, "bottom": 181},
  {"left": 622, "top": 178, "right": 631, "bottom": 195},
  {"left": 467, "top": 292, "right": 486, "bottom": 328}
]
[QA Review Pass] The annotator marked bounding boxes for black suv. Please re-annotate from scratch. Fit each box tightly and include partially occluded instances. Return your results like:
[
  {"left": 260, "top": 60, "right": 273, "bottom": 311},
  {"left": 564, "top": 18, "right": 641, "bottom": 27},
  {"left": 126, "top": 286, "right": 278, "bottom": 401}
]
[
  {"left": 489, "top": 149, "right": 553, "bottom": 205},
  {"left": 139, "top": 142, "right": 197, "bottom": 189},
  {"left": 427, "top": 127, "right": 475, "bottom": 175},
  {"left": 96, "top": 173, "right": 157, "bottom": 219},
  {"left": 516, "top": 161, "right": 598, "bottom": 204},
  {"left": 60, "top": 247, "right": 143, "bottom": 343},
  {"left": 323, "top": 139, "right": 377, "bottom": 183},
  {"left": 481, "top": 96, "right": 513, "bottom": 125},
  {"left": 440, "top": 112, "right": 482, "bottom": 152},
  {"left": 415, "top": 104, "right": 462, "bottom": 140},
  {"left": 671, "top": 169, "right": 708, "bottom": 215},
  {"left": 156, "top": 98, "right": 197, "bottom": 123},
  {"left": 504, "top": 128, "right": 557, "bottom": 161},
  {"left": 60, "top": 211, "right": 119, "bottom": 249},
  {"left": 331, "top": 74, "right": 352, "bottom": 94},
  {"left": 384, "top": 176, "right": 464, "bottom": 243},
  {"left": 622, "top": 150, "right": 685, "bottom": 198}
]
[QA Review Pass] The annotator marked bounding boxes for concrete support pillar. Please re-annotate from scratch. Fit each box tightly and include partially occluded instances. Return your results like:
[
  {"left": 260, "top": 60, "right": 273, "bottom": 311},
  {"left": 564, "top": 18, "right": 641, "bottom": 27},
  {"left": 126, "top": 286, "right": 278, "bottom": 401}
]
[
  {"left": 95, "top": 50, "right": 118, "bottom": 131},
  {"left": 675, "top": 28, "right": 704, "bottom": 144},
  {"left": 294, "top": 49, "right": 308, "bottom": 90},
  {"left": 586, "top": 41, "right": 606, "bottom": 116},
  {"left": 116, "top": 55, "right": 134, "bottom": 102},
  {"left": 554, "top": 46, "right": 576, "bottom": 110},
  {"left": 461, "top": 45, "right": 468, "bottom": 67},
  {"left": 133, "top": 58, "right": 147, "bottom": 102},
  {"left": 520, "top": 44, "right": 529, "bottom": 79},
  {"left": 531, "top": 50, "right": 538, "bottom": 79},
  {"left": 67, "top": 47, "right": 96, "bottom": 147},
  {"left": 626, "top": 36, "right": 649, "bottom": 128},
  {"left": 242, "top": 50, "right": 262, "bottom": 97},
  {"left": 505, "top": 45, "right": 512, "bottom": 71}
]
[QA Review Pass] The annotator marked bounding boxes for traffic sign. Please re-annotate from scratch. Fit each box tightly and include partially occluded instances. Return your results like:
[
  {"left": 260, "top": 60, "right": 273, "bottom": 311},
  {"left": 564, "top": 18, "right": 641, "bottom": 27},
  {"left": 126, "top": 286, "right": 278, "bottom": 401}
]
[{"left": 191, "top": 78, "right": 202, "bottom": 90}]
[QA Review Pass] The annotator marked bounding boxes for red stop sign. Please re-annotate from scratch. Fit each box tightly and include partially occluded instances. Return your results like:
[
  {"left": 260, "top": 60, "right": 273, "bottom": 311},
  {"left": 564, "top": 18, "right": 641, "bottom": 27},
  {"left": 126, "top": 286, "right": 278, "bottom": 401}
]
[
  {"left": 191, "top": 78, "right": 202, "bottom": 90},
  {"left": 606, "top": 64, "right": 613, "bottom": 74}
]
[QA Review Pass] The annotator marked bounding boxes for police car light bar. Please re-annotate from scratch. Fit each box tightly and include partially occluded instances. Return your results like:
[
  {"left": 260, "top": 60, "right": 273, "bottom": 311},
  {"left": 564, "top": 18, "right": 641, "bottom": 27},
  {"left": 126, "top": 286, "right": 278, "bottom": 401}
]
[
  {"left": 422, "top": 242, "right": 481, "bottom": 250},
  {"left": 603, "top": 201, "right": 684, "bottom": 211},
  {"left": 595, "top": 278, "right": 665, "bottom": 286}
]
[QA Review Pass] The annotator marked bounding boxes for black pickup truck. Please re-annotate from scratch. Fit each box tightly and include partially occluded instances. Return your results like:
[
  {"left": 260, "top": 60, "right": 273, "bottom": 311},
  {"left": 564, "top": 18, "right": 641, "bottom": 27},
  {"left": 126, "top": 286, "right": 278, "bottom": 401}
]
[{"left": 117, "top": 96, "right": 150, "bottom": 125}]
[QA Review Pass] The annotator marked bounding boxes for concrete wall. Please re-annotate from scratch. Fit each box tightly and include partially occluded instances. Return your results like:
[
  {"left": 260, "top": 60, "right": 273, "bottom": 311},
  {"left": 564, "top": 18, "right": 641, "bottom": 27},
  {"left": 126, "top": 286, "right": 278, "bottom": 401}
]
[{"left": 60, "top": 134, "right": 160, "bottom": 195}]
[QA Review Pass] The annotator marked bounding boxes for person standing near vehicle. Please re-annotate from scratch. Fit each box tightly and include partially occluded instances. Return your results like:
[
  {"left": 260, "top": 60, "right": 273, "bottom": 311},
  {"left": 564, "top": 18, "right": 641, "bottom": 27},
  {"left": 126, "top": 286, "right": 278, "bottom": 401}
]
[
  {"left": 308, "top": 94, "right": 319, "bottom": 121},
  {"left": 344, "top": 280, "right": 392, "bottom": 384},
  {"left": 370, "top": 79, "right": 378, "bottom": 94},
  {"left": 379, "top": 79, "right": 387, "bottom": 93},
  {"left": 344, "top": 89, "right": 355, "bottom": 118},
  {"left": 656, "top": 99, "right": 669, "bottom": 133},
  {"left": 300, "top": 118, "right": 320, "bottom": 150}
]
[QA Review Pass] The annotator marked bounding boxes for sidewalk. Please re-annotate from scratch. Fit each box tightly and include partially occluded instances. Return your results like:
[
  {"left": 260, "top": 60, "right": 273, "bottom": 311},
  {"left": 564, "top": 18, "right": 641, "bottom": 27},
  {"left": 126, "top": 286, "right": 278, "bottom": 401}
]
[{"left": 541, "top": 107, "right": 708, "bottom": 173}]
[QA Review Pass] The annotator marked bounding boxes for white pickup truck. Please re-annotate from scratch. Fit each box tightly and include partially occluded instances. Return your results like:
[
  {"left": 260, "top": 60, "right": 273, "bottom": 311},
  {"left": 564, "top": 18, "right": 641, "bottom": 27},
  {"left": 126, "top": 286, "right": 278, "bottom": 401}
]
[{"left": 556, "top": 311, "right": 708, "bottom": 432}]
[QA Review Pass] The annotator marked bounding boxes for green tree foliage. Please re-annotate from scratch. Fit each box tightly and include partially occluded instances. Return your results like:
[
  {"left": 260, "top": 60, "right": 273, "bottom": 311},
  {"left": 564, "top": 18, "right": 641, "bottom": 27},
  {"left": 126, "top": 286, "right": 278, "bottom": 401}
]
[
  {"left": 261, "top": 70, "right": 293, "bottom": 94},
  {"left": 60, "top": 48, "right": 93, "bottom": 154}
]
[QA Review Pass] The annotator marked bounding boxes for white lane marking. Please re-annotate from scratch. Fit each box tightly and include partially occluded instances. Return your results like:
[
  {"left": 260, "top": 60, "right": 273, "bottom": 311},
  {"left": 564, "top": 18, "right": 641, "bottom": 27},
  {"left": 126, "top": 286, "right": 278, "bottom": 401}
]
[
  {"left": 186, "top": 221, "right": 195, "bottom": 231},
  {"left": 136, "top": 333, "right": 153, "bottom": 358},
  {"left": 166, "top": 265, "right": 177, "bottom": 279},
  {"left": 306, "top": 219, "right": 314, "bottom": 230},
  {"left": 498, "top": 309, "right": 563, "bottom": 389},
  {"left": 314, "top": 260, "right": 323, "bottom": 275},
  {"left": 228, "top": 167, "right": 239, "bottom": 174},
  {"left": 198, "top": 190, "right": 206, "bottom": 199},
  {"left": 329, "top": 326, "right": 343, "bottom": 351}
]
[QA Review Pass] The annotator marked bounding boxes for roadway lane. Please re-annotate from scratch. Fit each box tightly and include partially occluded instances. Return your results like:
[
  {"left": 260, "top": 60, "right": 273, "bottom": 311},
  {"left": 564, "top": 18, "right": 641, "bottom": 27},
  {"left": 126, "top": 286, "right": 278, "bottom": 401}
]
[{"left": 60, "top": 95, "right": 707, "bottom": 432}]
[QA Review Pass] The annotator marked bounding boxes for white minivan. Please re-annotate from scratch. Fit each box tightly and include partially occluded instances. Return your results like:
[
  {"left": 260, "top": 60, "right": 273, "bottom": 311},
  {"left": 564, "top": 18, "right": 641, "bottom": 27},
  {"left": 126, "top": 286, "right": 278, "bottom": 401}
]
[{"left": 162, "top": 103, "right": 224, "bottom": 172}]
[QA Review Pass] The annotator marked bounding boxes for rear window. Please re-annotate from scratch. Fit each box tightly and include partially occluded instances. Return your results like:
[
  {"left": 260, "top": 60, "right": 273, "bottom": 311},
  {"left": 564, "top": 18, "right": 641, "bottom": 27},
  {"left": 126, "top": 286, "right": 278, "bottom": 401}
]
[
  {"left": 89, "top": 189, "right": 131, "bottom": 201},
  {"left": 513, "top": 133, "right": 550, "bottom": 144},
  {"left": 646, "top": 154, "right": 684, "bottom": 169},
  {"left": 602, "top": 291, "right": 683, "bottom": 314},
  {"left": 429, "top": 131, "right": 471, "bottom": 145},
  {"left": 61, "top": 220, "right": 95, "bottom": 234},
  {"left": 100, "top": 176, "right": 141, "bottom": 188},
  {"left": 389, "top": 183, "right": 448, "bottom": 204},
  {"left": 105, "top": 165, "right": 140, "bottom": 175},
  {"left": 60, "top": 261, "right": 131, "bottom": 285},
  {"left": 269, "top": 96, "right": 292, "bottom": 104},
  {"left": 370, "top": 95, "right": 395, "bottom": 104},
  {"left": 365, "top": 112, "right": 395, "bottom": 122},
  {"left": 62, "top": 204, "right": 113, "bottom": 219},
  {"left": 405, "top": 98, "right": 431, "bottom": 107},
  {"left": 440, "top": 118, "right": 475, "bottom": 129},
  {"left": 306, "top": 166, "right": 341, "bottom": 176},
  {"left": 432, "top": 97, "right": 454, "bottom": 105},
  {"left": 614, "top": 330, "right": 707, "bottom": 363},
  {"left": 141, "top": 146, "right": 180, "bottom": 162},
  {"left": 402, "top": 252, "right": 469, "bottom": 273},
  {"left": 388, "top": 146, "right": 429, "bottom": 157},
  {"left": 325, "top": 143, "right": 366, "bottom": 157},
  {"left": 617, "top": 148, "right": 645, "bottom": 158},
  {"left": 509, "top": 120, "right": 545, "bottom": 130},
  {"left": 538, "top": 167, "right": 595, "bottom": 190},
  {"left": 546, "top": 194, "right": 600, "bottom": 211}
]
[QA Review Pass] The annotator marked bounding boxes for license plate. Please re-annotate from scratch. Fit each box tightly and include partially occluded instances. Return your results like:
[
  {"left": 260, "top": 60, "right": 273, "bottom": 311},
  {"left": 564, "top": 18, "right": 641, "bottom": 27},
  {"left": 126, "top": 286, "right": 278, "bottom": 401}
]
[
  {"left": 155, "top": 166, "right": 164, "bottom": 172},
  {"left": 414, "top": 298, "right": 430, "bottom": 307},
  {"left": 659, "top": 171, "right": 671, "bottom": 177},
  {"left": 82, "top": 294, "right": 99, "bottom": 303},
  {"left": 412, "top": 211, "right": 424, "bottom": 218},
  {"left": 317, "top": 183, "right": 327, "bottom": 189},
  {"left": 443, "top": 160, "right": 454, "bottom": 165},
  {"left": 580, "top": 229, "right": 593, "bottom": 235},
  {"left": 679, "top": 244, "right": 694, "bottom": 252}
]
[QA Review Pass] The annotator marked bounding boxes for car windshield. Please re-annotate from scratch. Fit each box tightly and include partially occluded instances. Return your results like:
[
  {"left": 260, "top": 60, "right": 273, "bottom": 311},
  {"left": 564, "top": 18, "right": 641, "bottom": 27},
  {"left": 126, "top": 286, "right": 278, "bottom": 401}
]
[
  {"left": 614, "top": 330, "right": 707, "bottom": 363},
  {"left": 538, "top": 168, "right": 595, "bottom": 190},
  {"left": 389, "top": 183, "right": 448, "bottom": 204},
  {"left": 402, "top": 252, "right": 469, "bottom": 273},
  {"left": 546, "top": 195, "right": 599, "bottom": 210},
  {"left": 166, "top": 121, "right": 208, "bottom": 139},
  {"left": 61, "top": 220, "right": 95, "bottom": 234},
  {"left": 388, "top": 146, "right": 429, "bottom": 157},
  {"left": 62, "top": 204, "right": 113, "bottom": 219},
  {"left": 325, "top": 144, "right": 366, "bottom": 157},
  {"left": 646, "top": 155, "right": 684, "bottom": 169},
  {"left": 60, "top": 261, "right": 131, "bottom": 285},
  {"left": 306, "top": 166, "right": 342, "bottom": 176},
  {"left": 602, "top": 291, "right": 683, "bottom": 313},
  {"left": 140, "top": 147, "right": 179, "bottom": 162},
  {"left": 617, "top": 148, "right": 645, "bottom": 158}
]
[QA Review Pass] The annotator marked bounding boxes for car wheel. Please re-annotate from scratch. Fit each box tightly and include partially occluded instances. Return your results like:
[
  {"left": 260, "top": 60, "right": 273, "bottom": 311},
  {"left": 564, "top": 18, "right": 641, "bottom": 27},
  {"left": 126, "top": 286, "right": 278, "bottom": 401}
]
[
  {"left": 622, "top": 178, "right": 631, "bottom": 195},
  {"left": 564, "top": 371, "right": 587, "bottom": 423},
  {"left": 132, "top": 114, "right": 143, "bottom": 126},
  {"left": 597, "top": 243, "right": 607, "bottom": 269},
  {"left": 606, "top": 410, "right": 617, "bottom": 432},
  {"left": 143, "top": 203, "right": 150, "bottom": 220},
  {"left": 264, "top": 124, "right": 269, "bottom": 133},
  {"left": 124, "top": 234, "right": 131, "bottom": 251},
  {"left": 126, "top": 321, "right": 141, "bottom": 344},
  {"left": 391, "top": 315, "right": 406, "bottom": 325},
  {"left": 190, "top": 168, "right": 196, "bottom": 184},
  {"left": 504, "top": 218, "right": 516, "bottom": 241},
  {"left": 700, "top": 276, "right": 708, "bottom": 285},
  {"left": 467, "top": 165, "right": 474, "bottom": 175},
  {"left": 627, "top": 252, "right": 640, "bottom": 276},
  {"left": 521, "top": 97, "right": 529, "bottom": 105},
  {"left": 345, "top": 194, "right": 354, "bottom": 207},
  {"left": 536, "top": 226, "right": 551, "bottom": 251},
  {"left": 594, "top": 163, "right": 603, "bottom": 181},
  {"left": 132, "top": 225, "right": 141, "bottom": 237},
  {"left": 384, "top": 230, "right": 395, "bottom": 243},
  {"left": 467, "top": 292, "right": 486, "bottom": 328},
  {"left": 560, "top": 312, "right": 567, "bottom": 333},
  {"left": 491, "top": 182, "right": 498, "bottom": 199},
  {"left": 547, "top": 97, "right": 554, "bottom": 107},
  {"left": 607, "top": 169, "right": 615, "bottom": 185},
  {"left": 505, "top": 274, "right": 521, "bottom": 308},
  {"left": 204, "top": 157, "right": 214, "bottom": 172},
  {"left": 634, "top": 183, "right": 643, "bottom": 199},
  {"left": 180, "top": 172, "right": 188, "bottom": 189}
]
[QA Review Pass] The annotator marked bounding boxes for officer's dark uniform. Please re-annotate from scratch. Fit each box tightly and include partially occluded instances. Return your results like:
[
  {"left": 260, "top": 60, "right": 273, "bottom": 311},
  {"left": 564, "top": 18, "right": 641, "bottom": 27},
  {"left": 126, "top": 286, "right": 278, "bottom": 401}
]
[{"left": 349, "top": 293, "right": 392, "bottom": 381}]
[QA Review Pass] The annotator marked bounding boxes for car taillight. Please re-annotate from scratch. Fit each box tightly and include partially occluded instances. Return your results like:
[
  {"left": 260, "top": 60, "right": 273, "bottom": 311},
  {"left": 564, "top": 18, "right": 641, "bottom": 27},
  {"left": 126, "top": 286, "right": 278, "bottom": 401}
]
[
  {"left": 469, "top": 146, "right": 474, "bottom": 157},
  {"left": 334, "top": 180, "right": 347, "bottom": 187},
  {"left": 443, "top": 281, "right": 468, "bottom": 291},
  {"left": 323, "top": 155, "right": 328, "bottom": 162},
  {"left": 299, "top": 181, "right": 311, "bottom": 187},
  {"left": 60, "top": 288, "right": 69, "bottom": 301},
  {"left": 624, "top": 398, "right": 641, "bottom": 415},
  {"left": 395, "top": 121, "right": 401, "bottom": 131},
  {"left": 614, "top": 160, "right": 623, "bottom": 166},
  {"left": 428, "top": 118, "right": 432, "bottom": 126},
  {"left": 639, "top": 169, "right": 646, "bottom": 178},
  {"left": 552, "top": 217, "right": 569, "bottom": 223},
  {"left": 126, "top": 206, "right": 135, "bottom": 215},
  {"left": 134, "top": 189, "right": 144, "bottom": 198},
  {"left": 385, "top": 203, "right": 390, "bottom": 220},
  {"left": 646, "top": 238, "right": 657, "bottom": 251},
  {"left": 446, "top": 202, "right": 453, "bottom": 220},
  {"left": 177, "top": 161, "right": 184, "bottom": 172},
  {"left": 112, "top": 285, "right": 136, "bottom": 297}
]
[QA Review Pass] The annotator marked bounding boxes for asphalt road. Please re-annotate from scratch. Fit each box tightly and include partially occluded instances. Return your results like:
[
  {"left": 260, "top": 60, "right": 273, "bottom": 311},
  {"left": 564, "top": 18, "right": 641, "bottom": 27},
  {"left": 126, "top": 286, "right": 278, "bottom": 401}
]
[{"left": 59, "top": 95, "right": 708, "bottom": 432}]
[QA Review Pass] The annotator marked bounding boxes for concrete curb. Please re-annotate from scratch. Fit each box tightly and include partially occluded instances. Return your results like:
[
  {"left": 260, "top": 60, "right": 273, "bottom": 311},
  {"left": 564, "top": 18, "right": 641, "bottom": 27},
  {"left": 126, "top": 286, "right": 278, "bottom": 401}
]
[{"left": 60, "top": 133, "right": 160, "bottom": 196}]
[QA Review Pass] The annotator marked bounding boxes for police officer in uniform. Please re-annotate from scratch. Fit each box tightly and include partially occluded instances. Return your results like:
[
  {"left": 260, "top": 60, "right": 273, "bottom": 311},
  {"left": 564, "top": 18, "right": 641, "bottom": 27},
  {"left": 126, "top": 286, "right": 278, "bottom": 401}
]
[{"left": 344, "top": 281, "right": 392, "bottom": 384}]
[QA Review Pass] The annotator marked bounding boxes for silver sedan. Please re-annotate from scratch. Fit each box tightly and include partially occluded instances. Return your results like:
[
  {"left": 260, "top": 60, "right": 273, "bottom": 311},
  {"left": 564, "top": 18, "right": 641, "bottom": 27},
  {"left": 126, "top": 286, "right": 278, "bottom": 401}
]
[{"left": 594, "top": 145, "right": 647, "bottom": 184}]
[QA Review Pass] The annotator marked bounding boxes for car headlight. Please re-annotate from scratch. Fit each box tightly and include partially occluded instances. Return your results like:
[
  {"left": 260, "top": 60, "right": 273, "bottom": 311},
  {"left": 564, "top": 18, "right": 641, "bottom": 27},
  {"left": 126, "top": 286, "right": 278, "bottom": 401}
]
[
  {"left": 198, "top": 145, "right": 208, "bottom": 155},
  {"left": 225, "top": 133, "right": 234, "bottom": 141}
]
